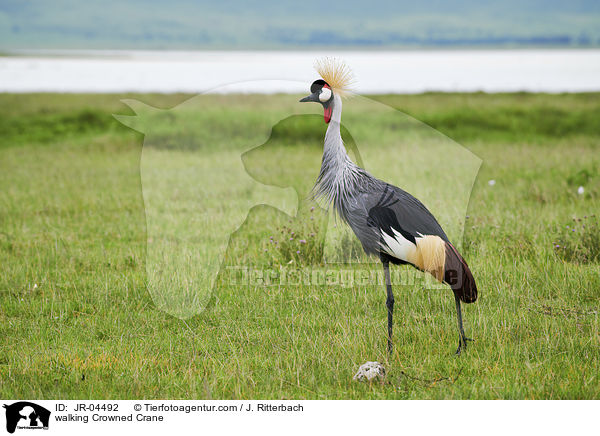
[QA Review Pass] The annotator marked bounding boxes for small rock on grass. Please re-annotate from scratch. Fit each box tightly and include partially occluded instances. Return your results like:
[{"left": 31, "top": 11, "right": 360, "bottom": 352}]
[{"left": 353, "top": 361, "right": 385, "bottom": 382}]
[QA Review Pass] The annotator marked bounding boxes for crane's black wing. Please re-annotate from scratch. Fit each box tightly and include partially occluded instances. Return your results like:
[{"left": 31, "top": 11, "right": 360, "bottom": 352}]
[
  {"left": 377, "top": 183, "right": 449, "bottom": 242},
  {"left": 342, "top": 181, "right": 477, "bottom": 303},
  {"left": 344, "top": 182, "right": 449, "bottom": 256}
]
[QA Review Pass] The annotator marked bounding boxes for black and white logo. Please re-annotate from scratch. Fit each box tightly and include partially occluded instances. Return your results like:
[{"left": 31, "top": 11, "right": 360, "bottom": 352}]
[{"left": 3, "top": 402, "right": 50, "bottom": 433}]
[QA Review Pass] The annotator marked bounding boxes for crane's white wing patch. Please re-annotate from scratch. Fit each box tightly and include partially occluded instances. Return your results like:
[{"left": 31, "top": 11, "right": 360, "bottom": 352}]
[{"left": 379, "top": 228, "right": 417, "bottom": 262}]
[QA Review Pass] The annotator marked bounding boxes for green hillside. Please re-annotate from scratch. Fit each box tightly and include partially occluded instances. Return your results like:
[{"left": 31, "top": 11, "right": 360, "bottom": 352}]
[{"left": 1, "top": 0, "right": 599, "bottom": 49}]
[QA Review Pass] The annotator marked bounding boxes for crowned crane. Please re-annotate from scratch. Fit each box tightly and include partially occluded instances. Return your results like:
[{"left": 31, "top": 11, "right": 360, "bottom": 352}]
[{"left": 299, "top": 59, "right": 478, "bottom": 355}]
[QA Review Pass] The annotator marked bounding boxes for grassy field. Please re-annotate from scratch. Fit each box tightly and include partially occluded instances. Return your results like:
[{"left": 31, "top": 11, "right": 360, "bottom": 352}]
[{"left": 1, "top": 92, "right": 599, "bottom": 399}]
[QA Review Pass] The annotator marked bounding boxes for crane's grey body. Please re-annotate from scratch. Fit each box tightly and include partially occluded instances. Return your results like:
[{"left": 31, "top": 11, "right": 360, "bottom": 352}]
[{"left": 313, "top": 95, "right": 448, "bottom": 261}]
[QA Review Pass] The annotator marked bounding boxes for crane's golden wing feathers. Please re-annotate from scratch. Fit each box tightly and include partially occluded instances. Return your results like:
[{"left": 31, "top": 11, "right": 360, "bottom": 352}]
[{"left": 315, "top": 57, "right": 355, "bottom": 96}]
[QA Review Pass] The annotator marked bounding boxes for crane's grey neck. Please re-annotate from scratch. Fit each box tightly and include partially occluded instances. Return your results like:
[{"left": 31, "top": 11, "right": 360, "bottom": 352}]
[{"left": 313, "top": 94, "right": 365, "bottom": 218}]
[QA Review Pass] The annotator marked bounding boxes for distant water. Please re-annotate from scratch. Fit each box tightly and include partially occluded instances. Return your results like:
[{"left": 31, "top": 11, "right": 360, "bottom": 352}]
[{"left": 1, "top": 49, "right": 599, "bottom": 93}]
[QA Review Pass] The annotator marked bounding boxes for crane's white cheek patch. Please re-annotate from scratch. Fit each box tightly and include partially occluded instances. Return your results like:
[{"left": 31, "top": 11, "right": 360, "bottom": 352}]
[
  {"left": 379, "top": 228, "right": 417, "bottom": 262},
  {"left": 319, "top": 87, "right": 332, "bottom": 102}
]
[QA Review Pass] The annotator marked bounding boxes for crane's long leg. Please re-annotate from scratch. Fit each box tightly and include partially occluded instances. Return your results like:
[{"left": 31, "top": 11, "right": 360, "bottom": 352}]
[
  {"left": 454, "top": 294, "right": 473, "bottom": 355},
  {"left": 383, "top": 261, "right": 394, "bottom": 354}
]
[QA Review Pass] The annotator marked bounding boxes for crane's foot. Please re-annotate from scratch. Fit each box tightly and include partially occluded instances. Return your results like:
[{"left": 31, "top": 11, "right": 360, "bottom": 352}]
[{"left": 454, "top": 337, "right": 474, "bottom": 356}]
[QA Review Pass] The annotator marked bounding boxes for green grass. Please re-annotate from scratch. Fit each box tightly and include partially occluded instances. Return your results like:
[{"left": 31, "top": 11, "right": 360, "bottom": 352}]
[{"left": 1, "top": 92, "right": 599, "bottom": 399}]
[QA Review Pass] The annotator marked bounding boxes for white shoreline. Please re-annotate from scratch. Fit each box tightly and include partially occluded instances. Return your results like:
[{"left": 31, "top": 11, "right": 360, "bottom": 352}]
[{"left": 1, "top": 49, "right": 599, "bottom": 94}]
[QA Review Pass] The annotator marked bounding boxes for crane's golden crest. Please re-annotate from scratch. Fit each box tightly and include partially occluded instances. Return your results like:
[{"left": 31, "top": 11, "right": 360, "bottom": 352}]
[{"left": 315, "top": 57, "right": 355, "bottom": 97}]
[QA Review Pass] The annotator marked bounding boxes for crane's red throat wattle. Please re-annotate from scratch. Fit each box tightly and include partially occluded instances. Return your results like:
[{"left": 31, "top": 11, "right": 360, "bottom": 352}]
[{"left": 324, "top": 106, "right": 332, "bottom": 123}]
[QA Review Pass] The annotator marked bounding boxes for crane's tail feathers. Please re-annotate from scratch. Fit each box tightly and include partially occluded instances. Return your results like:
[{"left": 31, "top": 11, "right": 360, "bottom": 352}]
[
  {"left": 413, "top": 236, "right": 477, "bottom": 303},
  {"left": 444, "top": 242, "right": 478, "bottom": 303}
]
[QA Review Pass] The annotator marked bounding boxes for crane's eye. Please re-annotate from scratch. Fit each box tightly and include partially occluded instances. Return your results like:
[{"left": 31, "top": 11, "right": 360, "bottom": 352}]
[{"left": 319, "top": 87, "right": 332, "bottom": 102}]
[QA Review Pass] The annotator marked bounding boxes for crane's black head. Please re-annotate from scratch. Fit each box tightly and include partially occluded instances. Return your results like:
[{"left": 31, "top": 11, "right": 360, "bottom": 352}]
[{"left": 299, "top": 79, "right": 334, "bottom": 124}]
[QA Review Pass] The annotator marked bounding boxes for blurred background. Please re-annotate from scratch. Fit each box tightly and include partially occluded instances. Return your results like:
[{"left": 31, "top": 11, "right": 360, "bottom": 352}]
[
  {"left": 1, "top": 0, "right": 599, "bottom": 93},
  {"left": 2, "top": 0, "right": 600, "bottom": 49}
]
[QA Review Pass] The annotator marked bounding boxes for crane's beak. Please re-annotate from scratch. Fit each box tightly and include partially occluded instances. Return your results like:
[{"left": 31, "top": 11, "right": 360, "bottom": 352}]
[{"left": 299, "top": 93, "right": 318, "bottom": 103}]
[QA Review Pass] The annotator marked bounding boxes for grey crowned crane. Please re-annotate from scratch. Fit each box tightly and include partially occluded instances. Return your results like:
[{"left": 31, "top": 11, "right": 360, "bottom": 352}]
[{"left": 299, "top": 59, "right": 478, "bottom": 355}]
